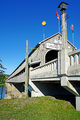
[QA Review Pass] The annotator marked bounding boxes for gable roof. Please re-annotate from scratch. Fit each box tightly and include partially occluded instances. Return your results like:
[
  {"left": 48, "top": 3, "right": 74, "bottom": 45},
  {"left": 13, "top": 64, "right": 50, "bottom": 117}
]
[{"left": 29, "top": 32, "right": 76, "bottom": 57}]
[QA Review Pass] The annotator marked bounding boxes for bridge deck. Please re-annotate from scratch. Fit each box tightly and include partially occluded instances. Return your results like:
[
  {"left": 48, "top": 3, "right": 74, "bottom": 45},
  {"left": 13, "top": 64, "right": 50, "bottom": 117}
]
[{"left": 7, "top": 49, "right": 80, "bottom": 83}]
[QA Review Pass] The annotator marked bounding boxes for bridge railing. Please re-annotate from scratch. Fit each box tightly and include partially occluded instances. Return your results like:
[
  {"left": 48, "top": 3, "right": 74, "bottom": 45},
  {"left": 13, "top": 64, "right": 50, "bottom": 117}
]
[
  {"left": 30, "top": 59, "right": 58, "bottom": 78},
  {"left": 7, "top": 72, "right": 25, "bottom": 83},
  {"left": 68, "top": 49, "right": 80, "bottom": 66}
]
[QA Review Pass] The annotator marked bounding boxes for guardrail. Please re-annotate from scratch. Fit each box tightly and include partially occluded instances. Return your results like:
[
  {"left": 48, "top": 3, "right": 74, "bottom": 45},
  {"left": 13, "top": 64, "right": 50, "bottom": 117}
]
[
  {"left": 30, "top": 59, "right": 58, "bottom": 77},
  {"left": 68, "top": 49, "right": 80, "bottom": 66}
]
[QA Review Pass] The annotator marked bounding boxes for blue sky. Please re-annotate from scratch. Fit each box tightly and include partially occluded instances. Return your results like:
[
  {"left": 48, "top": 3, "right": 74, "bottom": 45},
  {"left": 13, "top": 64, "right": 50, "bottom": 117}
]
[{"left": 0, "top": 0, "right": 80, "bottom": 75}]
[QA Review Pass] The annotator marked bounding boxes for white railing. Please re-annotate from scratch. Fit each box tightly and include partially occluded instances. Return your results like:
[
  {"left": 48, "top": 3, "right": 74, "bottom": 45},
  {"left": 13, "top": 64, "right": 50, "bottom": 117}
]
[
  {"left": 30, "top": 59, "right": 58, "bottom": 78},
  {"left": 69, "top": 49, "right": 80, "bottom": 66}
]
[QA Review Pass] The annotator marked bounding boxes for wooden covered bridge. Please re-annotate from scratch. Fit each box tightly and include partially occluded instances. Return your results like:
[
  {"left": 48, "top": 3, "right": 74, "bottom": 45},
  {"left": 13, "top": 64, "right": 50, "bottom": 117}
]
[{"left": 6, "top": 2, "right": 80, "bottom": 111}]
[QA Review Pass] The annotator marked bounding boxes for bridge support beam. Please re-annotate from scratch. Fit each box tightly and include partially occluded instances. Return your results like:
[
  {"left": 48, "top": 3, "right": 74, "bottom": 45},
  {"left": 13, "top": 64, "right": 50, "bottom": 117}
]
[
  {"left": 61, "top": 76, "right": 79, "bottom": 96},
  {"left": 29, "top": 80, "right": 44, "bottom": 97},
  {"left": 61, "top": 76, "right": 80, "bottom": 111},
  {"left": 76, "top": 96, "right": 80, "bottom": 111}
]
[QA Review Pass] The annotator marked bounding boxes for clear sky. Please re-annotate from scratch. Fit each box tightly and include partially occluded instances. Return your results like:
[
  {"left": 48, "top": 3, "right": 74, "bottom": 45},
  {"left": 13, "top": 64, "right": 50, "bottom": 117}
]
[{"left": 0, "top": 0, "right": 80, "bottom": 75}]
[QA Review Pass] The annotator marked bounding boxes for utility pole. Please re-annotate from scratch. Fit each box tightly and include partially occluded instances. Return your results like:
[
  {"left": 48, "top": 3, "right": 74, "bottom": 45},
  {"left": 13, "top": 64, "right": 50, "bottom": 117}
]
[{"left": 25, "top": 40, "right": 29, "bottom": 96}]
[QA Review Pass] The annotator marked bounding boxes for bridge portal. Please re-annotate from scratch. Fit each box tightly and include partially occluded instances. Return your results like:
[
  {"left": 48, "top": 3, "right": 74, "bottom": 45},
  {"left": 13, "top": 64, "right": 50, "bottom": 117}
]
[{"left": 45, "top": 50, "right": 58, "bottom": 63}]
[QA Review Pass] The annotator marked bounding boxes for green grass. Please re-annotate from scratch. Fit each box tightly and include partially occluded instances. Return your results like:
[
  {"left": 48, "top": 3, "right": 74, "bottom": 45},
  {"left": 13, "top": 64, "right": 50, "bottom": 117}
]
[{"left": 0, "top": 96, "right": 80, "bottom": 120}]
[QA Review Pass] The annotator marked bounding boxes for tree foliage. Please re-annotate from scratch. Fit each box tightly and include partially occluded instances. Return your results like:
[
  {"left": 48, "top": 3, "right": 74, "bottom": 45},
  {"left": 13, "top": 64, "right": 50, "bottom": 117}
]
[
  {"left": 0, "top": 59, "right": 7, "bottom": 86},
  {"left": 0, "top": 59, "right": 7, "bottom": 99},
  {"left": 0, "top": 74, "right": 6, "bottom": 86},
  {"left": 0, "top": 59, "right": 6, "bottom": 74}
]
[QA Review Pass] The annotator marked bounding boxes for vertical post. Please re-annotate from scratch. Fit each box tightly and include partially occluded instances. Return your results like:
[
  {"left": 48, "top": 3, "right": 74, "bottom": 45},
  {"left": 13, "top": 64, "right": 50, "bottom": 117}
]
[
  {"left": 58, "top": 2, "right": 69, "bottom": 75},
  {"left": 70, "top": 56, "right": 74, "bottom": 66},
  {"left": 75, "top": 54, "right": 79, "bottom": 65},
  {"left": 72, "top": 31, "right": 74, "bottom": 45},
  {"left": 61, "top": 11, "right": 67, "bottom": 49},
  {"left": 25, "top": 40, "right": 29, "bottom": 96},
  {"left": 76, "top": 96, "right": 80, "bottom": 111},
  {"left": 41, "top": 21, "right": 46, "bottom": 40},
  {"left": 58, "top": 19, "right": 60, "bottom": 33},
  {"left": 43, "top": 26, "right": 45, "bottom": 40},
  {"left": 60, "top": 11, "right": 69, "bottom": 75}
]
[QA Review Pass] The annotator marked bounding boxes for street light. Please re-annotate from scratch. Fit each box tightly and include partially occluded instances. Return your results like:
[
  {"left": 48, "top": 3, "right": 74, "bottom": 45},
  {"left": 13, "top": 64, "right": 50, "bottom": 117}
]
[{"left": 58, "top": 2, "right": 69, "bottom": 11}]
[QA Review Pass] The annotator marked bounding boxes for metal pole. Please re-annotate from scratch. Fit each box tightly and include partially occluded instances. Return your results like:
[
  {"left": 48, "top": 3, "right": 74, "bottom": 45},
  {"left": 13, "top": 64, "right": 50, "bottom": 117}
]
[
  {"left": 58, "top": 19, "right": 60, "bottom": 33},
  {"left": 72, "top": 31, "right": 74, "bottom": 45},
  {"left": 43, "top": 26, "right": 45, "bottom": 40},
  {"left": 25, "top": 40, "right": 29, "bottom": 96}
]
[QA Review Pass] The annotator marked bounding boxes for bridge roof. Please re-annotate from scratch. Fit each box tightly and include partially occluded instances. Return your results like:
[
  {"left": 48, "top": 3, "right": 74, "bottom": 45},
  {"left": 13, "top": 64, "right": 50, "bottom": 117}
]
[{"left": 29, "top": 32, "right": 76, "bottom": 57}]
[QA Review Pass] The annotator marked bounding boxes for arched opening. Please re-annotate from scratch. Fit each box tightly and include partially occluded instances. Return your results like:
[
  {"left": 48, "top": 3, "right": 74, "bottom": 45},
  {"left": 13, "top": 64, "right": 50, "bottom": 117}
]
[{"left": 45, "top": 50, "right": 58, "bottom": 63}]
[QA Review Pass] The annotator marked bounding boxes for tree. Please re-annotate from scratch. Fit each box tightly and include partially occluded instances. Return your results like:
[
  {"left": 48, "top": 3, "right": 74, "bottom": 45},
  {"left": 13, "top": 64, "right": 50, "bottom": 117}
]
[
  {"left": 0, "top": 59, "right": 6, "bottom": 74},
  {"left": 0, "top": 59, "right": 6, "bottom": 99},
  {"left": 0, "top": 74, "right": 6, "bottom": 99}
]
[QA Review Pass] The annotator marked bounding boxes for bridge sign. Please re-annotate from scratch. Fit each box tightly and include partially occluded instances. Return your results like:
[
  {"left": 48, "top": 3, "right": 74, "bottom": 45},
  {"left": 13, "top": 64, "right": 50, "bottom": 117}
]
[{"left": 45, "top": 42, "right": 62, "bottom": 50}]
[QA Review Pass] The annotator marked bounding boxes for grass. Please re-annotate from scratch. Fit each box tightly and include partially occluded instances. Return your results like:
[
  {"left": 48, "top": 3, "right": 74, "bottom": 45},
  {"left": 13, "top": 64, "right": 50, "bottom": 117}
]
[{"left": 0, "top": 96, "right": 80, "bottom": 120}]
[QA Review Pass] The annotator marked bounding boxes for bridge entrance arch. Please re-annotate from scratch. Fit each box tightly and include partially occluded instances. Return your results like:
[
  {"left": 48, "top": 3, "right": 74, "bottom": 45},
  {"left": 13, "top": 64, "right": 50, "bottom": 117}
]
[{"left": 45, "top": 50, "right": 58, "bottom": 63}]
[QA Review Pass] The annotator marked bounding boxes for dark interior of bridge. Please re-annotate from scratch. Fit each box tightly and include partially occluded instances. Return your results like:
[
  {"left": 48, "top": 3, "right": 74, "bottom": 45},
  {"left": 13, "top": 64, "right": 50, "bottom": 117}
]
[{"left": 45, "top": 50, "right": 58, "bottom": 63}]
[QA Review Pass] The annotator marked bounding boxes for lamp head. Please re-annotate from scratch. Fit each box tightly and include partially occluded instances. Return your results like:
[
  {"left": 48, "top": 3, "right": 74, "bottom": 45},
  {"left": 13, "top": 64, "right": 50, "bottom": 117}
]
[{"left": 58, "top": 2, "right": 69, "bottom": 11}]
